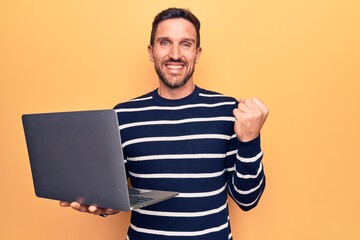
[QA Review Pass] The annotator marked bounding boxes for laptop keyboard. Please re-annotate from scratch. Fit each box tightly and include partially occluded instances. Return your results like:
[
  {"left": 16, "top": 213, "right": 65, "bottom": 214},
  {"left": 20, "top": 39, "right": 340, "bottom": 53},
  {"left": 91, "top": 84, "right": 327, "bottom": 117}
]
[{"left": 130, "top": 195, "right": 154, "bottom": 205}]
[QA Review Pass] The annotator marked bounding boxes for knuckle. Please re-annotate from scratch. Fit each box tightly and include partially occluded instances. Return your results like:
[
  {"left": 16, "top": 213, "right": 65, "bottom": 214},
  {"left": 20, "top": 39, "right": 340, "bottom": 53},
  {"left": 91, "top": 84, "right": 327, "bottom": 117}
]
[
  {"left": 255, "top": 109, "right": 262, "bottom": 117},
  {"left": 265, "top": 108, "right": 270, "bottom": 115}
]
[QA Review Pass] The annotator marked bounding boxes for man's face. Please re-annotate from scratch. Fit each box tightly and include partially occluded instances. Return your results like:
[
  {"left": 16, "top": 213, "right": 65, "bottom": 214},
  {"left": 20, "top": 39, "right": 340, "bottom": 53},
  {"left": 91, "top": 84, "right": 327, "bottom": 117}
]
[{"left": 148, "top": 18, "right": 202, "bottom": 89}]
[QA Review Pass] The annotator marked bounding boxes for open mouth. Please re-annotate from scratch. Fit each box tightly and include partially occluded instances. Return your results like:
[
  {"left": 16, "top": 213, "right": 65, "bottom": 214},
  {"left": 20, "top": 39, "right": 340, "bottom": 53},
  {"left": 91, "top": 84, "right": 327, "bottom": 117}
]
[
  {"left": 166, "top": 65, "right": 184, "bottom": 70},
  {"left": 164, "top": 60, "right": 187, "bottom": 71},
  {"left": 165, "top": 64, "right": 186, "bottom": 74}
]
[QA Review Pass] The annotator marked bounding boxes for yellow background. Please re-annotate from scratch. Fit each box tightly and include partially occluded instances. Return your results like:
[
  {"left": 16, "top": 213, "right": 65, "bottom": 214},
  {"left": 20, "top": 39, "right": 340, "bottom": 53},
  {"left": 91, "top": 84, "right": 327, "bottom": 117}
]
[{"left": 1, "top": 0, "right": 359, "bottom": 239}]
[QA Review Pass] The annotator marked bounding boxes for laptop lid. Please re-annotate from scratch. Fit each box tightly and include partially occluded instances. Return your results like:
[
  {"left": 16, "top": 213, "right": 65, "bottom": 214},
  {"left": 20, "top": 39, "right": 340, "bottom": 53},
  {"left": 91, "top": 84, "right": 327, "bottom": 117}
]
[{"left": 22, "top": 109, "right": 178, "bottom": 211}]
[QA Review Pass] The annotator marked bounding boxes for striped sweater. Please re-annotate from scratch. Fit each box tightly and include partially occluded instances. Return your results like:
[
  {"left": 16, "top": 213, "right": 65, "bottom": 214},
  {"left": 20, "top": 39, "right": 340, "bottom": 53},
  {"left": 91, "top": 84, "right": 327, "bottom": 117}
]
[{"left": 114, "top": 86, "right": 266, "bottom": 240}]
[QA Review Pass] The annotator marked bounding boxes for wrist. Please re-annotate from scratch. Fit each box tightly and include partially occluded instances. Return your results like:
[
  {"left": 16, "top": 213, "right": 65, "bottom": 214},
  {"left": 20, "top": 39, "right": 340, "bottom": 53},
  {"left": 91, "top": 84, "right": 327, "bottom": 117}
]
[{"left": 237, "top": 134, "right": 261, "bottom": 158}]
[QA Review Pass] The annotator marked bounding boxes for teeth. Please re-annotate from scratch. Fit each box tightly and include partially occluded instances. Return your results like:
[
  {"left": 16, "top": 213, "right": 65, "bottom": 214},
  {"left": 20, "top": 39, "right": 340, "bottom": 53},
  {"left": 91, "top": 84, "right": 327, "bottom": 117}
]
[{"left": 167, "top": 65, "right": 183, "bottom": 69}]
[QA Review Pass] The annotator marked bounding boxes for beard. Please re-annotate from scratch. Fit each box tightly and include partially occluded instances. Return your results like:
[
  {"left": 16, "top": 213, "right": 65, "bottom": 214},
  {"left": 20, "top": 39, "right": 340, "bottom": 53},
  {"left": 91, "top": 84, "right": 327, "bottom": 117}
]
[{"left": 154, "top": 59, "right": 195, "bottom": 89}]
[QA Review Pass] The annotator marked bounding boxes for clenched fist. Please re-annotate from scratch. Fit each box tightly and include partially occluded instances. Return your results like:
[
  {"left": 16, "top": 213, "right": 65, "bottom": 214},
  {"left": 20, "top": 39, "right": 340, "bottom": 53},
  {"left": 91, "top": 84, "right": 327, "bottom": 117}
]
[{"left": 233, "top": 98, "right": 269, "bottom": 142}]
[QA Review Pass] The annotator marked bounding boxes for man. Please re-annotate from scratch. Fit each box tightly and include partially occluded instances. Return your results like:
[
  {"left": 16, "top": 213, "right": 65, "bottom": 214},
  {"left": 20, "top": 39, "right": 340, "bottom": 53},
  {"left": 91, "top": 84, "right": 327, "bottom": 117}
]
[{"left": 60, "top": 8, "right": 269, "bottom": 240}]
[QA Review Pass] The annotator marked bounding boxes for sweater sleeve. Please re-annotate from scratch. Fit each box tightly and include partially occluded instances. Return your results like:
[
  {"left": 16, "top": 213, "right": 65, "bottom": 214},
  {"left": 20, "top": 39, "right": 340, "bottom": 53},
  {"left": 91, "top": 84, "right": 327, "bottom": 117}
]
[{"left": 226, "top": 135, "right": 266, "bottom": 211}]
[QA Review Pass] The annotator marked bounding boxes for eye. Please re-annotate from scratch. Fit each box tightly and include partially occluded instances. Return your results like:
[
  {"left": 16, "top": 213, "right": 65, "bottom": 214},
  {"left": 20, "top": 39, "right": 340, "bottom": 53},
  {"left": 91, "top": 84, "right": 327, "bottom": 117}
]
[
  {"left": 181, "top": 42, "right": 191, "bottom": 48},
  {"left": 160, "top": 40, "right": 171, "bottom": 46}
]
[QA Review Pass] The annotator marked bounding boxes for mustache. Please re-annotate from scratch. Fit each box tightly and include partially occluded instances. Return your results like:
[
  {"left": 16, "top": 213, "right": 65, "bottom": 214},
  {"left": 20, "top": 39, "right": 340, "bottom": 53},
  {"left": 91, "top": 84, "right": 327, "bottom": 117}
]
[{"left": 163, "top": 58, "right": 187, "bottom": 64}]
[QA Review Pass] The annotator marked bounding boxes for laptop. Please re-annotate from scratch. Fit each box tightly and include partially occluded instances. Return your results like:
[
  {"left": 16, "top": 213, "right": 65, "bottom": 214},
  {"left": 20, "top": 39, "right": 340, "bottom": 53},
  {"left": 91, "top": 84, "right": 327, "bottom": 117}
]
[{"left": 22, "top": 109, "right": 178, "bottom": 211}]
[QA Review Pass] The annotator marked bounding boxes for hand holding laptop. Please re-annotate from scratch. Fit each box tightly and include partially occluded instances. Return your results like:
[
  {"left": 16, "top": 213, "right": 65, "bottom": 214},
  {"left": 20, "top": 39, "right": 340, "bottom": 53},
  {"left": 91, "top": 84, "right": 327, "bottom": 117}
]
[
  {"left": 59, "top": 201, "right": 119, "bottom": 216},
  {"left": 22, "top": 110, "right": 178, "bottom": 212}
]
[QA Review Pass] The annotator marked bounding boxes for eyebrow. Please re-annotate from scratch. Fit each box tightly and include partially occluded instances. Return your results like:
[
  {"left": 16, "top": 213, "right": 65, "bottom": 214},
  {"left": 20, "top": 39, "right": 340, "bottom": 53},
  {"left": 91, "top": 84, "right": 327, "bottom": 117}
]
[{"left": 156, "top": 37, "right": 196, "bottom": 44}]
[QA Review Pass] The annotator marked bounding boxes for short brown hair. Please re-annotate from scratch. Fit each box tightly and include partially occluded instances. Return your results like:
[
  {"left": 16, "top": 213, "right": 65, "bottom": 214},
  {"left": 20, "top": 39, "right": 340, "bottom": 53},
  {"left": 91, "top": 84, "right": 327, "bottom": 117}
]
[{"left": 150, "top": 8, "right": 201, "bottom": 48}]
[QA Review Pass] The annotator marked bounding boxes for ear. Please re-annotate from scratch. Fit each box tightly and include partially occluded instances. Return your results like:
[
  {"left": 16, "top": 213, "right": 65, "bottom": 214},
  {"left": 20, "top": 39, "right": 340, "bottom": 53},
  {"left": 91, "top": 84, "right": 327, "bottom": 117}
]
[
  {"left": 195, "top": 47, "right": 202, "bottom": 64},
  {"left": 147, "top": 44, "right": 155, "bottom": 62}
]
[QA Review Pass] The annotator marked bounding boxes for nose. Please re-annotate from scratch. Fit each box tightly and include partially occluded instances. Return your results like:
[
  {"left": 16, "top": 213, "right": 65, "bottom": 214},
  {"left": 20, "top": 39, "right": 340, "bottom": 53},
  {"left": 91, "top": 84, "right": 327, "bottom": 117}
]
[{"left": 169, "top": 45, "right": 181, "bottom": 60}]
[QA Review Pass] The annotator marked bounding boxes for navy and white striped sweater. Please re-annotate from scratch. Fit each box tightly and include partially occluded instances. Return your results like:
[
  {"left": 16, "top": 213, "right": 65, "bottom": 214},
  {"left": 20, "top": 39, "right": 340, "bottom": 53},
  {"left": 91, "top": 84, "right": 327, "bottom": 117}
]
[{"left": 114, "top": 86, "right": 265, "bottom": 240}]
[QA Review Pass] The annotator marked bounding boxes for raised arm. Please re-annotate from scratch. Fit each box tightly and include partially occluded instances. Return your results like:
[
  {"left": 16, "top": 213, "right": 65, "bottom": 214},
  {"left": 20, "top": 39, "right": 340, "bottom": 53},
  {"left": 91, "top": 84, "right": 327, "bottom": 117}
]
[{"left": 226, "top": 98, "right": 269, "bottom": 211}]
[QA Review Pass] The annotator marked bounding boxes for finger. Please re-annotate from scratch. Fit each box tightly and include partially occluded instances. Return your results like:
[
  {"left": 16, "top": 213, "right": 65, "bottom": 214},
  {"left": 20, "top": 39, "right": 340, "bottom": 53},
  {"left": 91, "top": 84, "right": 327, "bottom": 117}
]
[
  {"left": 252, "top": 98, "right": 269, "bottom": 115},
  {"left": 70, "top": 202, "right": 80, "bottom": 209},
  {"left": 79, "top": 206, "right": 90, "bottom": 212},
  {"left": 70, "top": 202, "right": 88, "bottom": 212},
  {"left": 243, "top": 98, "right": 268, "bottom": 119},
  {"left": 104, "top": 208, "right": 115, "bottom": 215},
  {"left": 237, "top": 103, "right": 249, "bottom": 113},
  {"left": 91, "top": 208, "right": 103, "bottom": 215},
  {"left": 104, "top": 208, "right": 119, "bottom": 215},
  {"left": 243, "top": 98, "right": 258, "bottom": 109},
  {"left": 93, "top": 207, "right": 112, "bottom": 215},
  {"left": 88, "top": 205, "right": 98, "bottom": 213},
  {"left": 233, "top": 108, "right": 243, "bottom": 119},
  {"left": 59, "top": 201, "right": 71, "bottom": 207}
]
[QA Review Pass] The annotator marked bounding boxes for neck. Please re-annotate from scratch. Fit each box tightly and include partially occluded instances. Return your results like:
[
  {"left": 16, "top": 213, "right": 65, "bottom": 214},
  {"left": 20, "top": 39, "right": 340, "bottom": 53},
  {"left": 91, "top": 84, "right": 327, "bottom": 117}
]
[{"left": 158, "top": 81, "right": 195, "bottom": 100}]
